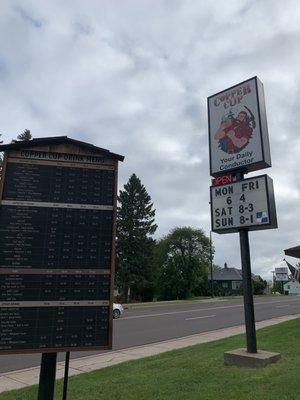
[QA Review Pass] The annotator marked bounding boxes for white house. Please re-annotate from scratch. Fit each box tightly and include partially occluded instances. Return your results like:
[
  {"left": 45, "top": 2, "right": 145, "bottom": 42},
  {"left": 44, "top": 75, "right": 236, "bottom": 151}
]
[{"left": 283, "top": 281, "right": 300, "bottom": 294}]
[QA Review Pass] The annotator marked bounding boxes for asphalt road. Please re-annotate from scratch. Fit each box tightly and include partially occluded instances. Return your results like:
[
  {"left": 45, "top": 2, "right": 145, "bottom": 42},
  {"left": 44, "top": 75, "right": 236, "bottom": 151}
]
[{"left": 1, "top": 295, "right": 299, "bottom": 373}]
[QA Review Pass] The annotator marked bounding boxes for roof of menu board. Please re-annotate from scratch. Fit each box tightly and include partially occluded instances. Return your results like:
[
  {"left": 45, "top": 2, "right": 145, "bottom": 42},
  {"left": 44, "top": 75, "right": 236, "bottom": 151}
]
[{"left": 0, "top": 136, "right": 124, "bottom": 161}]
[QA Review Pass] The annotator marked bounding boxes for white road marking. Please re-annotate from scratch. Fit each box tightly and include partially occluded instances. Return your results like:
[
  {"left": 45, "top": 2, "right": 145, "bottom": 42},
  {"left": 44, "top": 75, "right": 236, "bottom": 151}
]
[
  {"left": 122, "top": 305, "right": 242, "bottom": 320},
  {"left": 185, "top": 314, "right": 216, "bottom": 321},
  {"left": 120, "top": 298, "right": 300, "bottom": 320},
  {"left": 276, "top": 305, "right": 290, "bottom": 308}
]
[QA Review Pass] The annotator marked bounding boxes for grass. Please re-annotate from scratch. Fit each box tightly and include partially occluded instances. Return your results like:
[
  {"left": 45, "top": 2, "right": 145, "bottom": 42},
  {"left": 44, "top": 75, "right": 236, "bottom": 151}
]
[
  {"left": 123, "top": 296, "right": 213, "bottom": 309},
  {"left": 1, "top": 318, "right": 299, "bottom": 400},
  {"left": 123, "top": 294, "right": 275, "bottom": 309}
]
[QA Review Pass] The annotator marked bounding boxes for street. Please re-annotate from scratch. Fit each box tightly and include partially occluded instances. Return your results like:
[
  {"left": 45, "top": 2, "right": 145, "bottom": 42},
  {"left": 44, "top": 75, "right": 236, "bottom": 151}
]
[{"left": 0, "top": 295, "right": 299, "bottom": 373}]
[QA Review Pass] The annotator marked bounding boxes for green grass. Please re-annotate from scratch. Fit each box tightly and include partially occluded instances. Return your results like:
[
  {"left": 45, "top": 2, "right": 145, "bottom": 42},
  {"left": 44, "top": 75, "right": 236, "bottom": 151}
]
[
  {"left": 123, "top": 294, "right": 274, "bottom": 309},
  {"left": 2, "top": 319, "right": 299, "bottom": 400},
  {"left": 123, "top": 296, "right": 212, "bottom": 309}
]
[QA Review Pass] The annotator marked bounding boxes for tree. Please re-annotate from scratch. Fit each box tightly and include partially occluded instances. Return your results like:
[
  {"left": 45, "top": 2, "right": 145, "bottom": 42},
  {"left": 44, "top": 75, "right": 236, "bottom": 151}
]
[
  {"left": 116, "top": 174, "right": 157, "bottom": 302},
  {"left": 156, "top": 227, "right": 212, "bottom": 300},
  {"left": 17, "top": 129, "right": 32, "bottom": 141},
  {"left": 272, "top": 280, "right": 284, "bottom": 294},
  {"left": 252, "top": 277, "right": 267, "bottom": 295},
  {"left": 213, "top": 263, "right": 221, "bottom": 271}
]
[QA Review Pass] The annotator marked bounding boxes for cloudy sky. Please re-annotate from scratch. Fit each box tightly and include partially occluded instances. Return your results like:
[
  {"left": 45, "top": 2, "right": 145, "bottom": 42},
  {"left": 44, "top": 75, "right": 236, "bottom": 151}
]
[{"left": 1, "top": 0, "right": 299, "bottom": 279}]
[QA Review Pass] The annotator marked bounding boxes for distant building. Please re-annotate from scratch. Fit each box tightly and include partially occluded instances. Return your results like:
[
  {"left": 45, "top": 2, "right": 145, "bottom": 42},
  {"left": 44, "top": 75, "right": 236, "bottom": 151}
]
[
  {"left": 209, "top": 263, "right": 262, "bottom": 295},
  {"left": 283, "top": 281, "right": 300, "bottom": 295}
]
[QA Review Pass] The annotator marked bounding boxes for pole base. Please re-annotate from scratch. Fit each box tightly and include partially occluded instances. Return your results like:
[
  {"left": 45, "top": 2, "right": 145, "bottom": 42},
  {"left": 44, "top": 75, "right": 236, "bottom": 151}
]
[{"left": 224, "top": 348, "right": 281, "bottom": 368}]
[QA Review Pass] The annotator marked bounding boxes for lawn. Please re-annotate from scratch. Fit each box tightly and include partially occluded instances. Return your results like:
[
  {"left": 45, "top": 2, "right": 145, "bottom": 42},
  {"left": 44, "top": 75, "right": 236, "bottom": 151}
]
[
  {"left": 123, "top": 296, "right": 213, "bottom": 309},
  {"left": 123, "top": 294, "right": 273, "bottom": 309},
  {"left": 1, "top": 318, "right": 299, "bottom": 400}
]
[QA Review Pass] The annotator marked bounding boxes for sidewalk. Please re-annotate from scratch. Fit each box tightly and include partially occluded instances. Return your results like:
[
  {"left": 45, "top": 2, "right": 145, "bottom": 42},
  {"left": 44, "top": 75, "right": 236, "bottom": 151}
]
[{"left": 0, "top": 314, "right": 299, "bottom": 394}]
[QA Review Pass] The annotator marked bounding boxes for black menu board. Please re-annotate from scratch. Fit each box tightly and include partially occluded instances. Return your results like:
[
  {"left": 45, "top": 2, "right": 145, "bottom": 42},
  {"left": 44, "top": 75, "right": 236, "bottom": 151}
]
[{"left": 0, "top": 150, "right": 117, "bottom": 353}]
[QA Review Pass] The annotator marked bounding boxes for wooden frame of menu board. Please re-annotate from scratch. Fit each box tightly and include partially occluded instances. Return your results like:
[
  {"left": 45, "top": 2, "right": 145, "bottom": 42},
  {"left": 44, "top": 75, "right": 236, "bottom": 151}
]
[
  {"left": 0, "top": 137, "right": 124, "bottom": 354},
  {"left": 0, "top": 152, "right": 8, "bottom": 202}
]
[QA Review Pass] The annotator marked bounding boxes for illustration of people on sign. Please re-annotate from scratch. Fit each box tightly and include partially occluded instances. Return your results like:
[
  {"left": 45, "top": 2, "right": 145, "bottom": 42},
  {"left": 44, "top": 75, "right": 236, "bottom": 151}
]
[{"left": 214, "top": 107, "right": 255, "bottom": 154}]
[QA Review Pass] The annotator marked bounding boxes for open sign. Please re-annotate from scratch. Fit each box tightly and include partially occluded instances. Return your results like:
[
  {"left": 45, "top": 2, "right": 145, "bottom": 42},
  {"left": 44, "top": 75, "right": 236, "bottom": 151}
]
[{"left": 212, "top": 174, "right": 234, "bottom": 186}]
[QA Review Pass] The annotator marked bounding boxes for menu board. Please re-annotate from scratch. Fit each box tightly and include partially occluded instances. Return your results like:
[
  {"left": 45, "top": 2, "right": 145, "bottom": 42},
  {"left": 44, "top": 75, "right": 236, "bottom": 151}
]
[{"left": 0, "top": 151, "right": 117, "bottom": 353}]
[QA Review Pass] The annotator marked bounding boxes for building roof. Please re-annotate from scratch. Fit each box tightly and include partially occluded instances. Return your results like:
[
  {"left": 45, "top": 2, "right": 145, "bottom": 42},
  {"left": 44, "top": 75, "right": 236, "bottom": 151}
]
[
  {"left": 283, "top": 280, "right": 300, "bottom": 286},
  {"left": 209, "top": 267, "right": 262, "bottom": 282},
  {"left": 0, "top": 136, "right": 124, "bottom": 161},
  {"left": 209, "top": 268, "right": 243, "bottom": 281}
]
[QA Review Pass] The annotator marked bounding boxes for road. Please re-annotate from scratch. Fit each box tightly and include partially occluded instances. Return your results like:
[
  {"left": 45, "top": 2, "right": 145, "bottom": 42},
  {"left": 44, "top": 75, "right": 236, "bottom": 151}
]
[{"left": 0, "top": 296, "right": 299, "bottom": 373}]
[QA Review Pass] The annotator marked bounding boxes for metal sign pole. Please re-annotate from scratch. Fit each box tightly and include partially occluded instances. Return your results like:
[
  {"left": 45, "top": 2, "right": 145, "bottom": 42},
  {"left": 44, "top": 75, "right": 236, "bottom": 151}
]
[
  {"left": 62, "top": 352, "right": 70, "bottom": 400},
  {"left": 210, "top": 231, "right": 214, "bottom": 297},
  {"left": 236, "top": 171, "right": 257, "bottom": 353},
  {"left": 239, "top": 229, "right": 257, "bottom": 353},
  {"left": 38, "top": 353, "right": 57, "bottom": 400}
]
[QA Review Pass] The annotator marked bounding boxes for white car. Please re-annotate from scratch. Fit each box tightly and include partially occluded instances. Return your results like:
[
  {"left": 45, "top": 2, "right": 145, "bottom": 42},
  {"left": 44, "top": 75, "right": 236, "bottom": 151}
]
[{"left": 113, "top": 303, "right": 124, "bottom": 319}]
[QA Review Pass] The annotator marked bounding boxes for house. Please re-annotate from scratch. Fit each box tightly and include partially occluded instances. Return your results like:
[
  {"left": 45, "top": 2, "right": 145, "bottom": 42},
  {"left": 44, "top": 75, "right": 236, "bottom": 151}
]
[
  {"left": 283, "top": 280, "right": 300, "bottom": 295},
  {"left": 208, "top": 263, "right": 262, "bottom": 295}
]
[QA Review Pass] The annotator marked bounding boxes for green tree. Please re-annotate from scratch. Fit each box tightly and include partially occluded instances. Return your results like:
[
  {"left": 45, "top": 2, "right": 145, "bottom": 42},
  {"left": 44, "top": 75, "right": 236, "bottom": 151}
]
[
  {"left": 156, "top": 227, "right": 212, "bottom": 300},
  {"left": 272, "top": 280, "right": 284, "bottom": 294},
  {"left": 213, "top": 263, "right": 221, "bottom": 271},
  {"left": 252, "top": 277, "right": 267, "bottom": 295},
  {"left": 11, "top": 129, "right": 32, "bottom": 143},
  {"left": 17, "top": 129, "right": 32, "bottom": 141},
  {"left": 116, "top": 174, "right": 157, "bottom": 302}
]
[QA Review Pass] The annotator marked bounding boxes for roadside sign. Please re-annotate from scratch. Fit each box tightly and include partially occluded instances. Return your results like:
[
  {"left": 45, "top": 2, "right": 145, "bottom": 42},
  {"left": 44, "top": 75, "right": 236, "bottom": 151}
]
[
  {"left": 208, "top": 77, "right": 271, "bottom": 177},
  {"left": 207, "top": 76, "right": 278, "bottom": 356},
  {"left": 0, "top": 138, "right": 123, "bottom": 354},
  {"left": 275, "top": 267, "right": 289, "bottom": 281},
  {"left": 210, "top": 174, "right": 277, "bottom": 234}
]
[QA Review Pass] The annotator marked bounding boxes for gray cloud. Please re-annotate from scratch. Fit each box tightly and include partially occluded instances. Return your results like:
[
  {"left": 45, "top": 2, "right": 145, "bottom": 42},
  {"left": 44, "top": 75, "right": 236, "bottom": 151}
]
[
  {"left": 1, "top": 0, "right": 300, "bottom": 279},
  {"left": 14, "top": 6, "right": 44, "bottom": 28}
]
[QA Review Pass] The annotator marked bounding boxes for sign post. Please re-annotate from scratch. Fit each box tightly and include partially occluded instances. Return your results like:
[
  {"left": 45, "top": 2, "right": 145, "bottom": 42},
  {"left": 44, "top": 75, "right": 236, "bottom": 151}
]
[
  {"left": 236, "top": 171, "right": 257, "bottom": 353},
  {"left": 208, "top": 77, "right": 280, "bottom": 366},
  {"left": 209, "top": 231, "right": 214, "bottom": 298},
  {"left": 0, "top": 137, "right": 124, "bottom": 398},
  {"left": 38, "top": 353, "right": 57, "bottom": 400},
  {"left": 62, "top": 351, "right": 70, "bottom": 400}
]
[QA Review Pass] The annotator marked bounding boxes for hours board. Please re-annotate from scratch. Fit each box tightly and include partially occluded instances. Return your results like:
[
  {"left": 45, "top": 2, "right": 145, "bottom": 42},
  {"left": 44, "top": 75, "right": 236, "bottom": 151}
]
[{"left": 210, "top": 175, "right": 277, "bottom": 234}]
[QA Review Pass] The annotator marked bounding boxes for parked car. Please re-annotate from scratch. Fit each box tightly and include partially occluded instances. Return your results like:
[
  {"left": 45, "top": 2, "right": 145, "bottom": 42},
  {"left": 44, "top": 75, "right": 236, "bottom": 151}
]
[{"left": 113, "top": 303, "right": 124, "bottom": 319}]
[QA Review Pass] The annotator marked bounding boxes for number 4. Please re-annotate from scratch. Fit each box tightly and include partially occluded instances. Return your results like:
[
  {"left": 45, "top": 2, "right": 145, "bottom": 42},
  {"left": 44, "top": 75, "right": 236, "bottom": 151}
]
[{"left": 239, "top": 194, "right": 245, "bottom": 202}]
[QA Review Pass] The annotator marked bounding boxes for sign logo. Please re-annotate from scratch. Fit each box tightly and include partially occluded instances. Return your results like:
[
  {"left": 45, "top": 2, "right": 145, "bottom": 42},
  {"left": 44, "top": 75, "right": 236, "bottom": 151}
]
[
  {"left": 256, "top": 211, "right": 268, "bottom": 223},
  {"left": 214, "top": 107, "right": 256, "bottom": 155}
]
